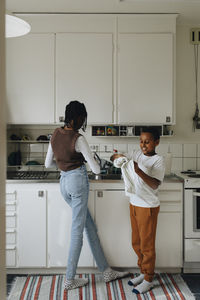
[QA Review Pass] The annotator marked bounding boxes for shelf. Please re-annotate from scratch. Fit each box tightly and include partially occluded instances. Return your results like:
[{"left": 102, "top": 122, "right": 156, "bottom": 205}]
[
  {"left": 91, "top": 125, "right": 173, "bottom": 137},
  {"left": 7, "top": 140, "right": 50, "bottom": 143}
]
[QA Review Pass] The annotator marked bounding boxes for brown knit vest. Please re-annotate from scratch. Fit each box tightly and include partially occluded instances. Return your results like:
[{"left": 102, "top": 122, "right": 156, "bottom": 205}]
[{"left": 51, "top": 127, "right": 85, "bottom": 171}]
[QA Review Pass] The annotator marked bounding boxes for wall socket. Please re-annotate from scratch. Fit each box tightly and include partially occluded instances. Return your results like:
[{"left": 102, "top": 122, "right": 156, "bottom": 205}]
[
  {"left": 190, "top": 28, "right": 200, "bottom": 44},
  {"left": 89, "top": 144, "right": 99, "bottom": 152}
]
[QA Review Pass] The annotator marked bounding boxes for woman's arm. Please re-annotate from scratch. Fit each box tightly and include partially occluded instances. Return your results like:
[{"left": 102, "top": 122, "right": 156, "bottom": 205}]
[
  {"left": 45, "top": 142, "right": 57, "bottom": 168},
  {"left": 75, "top": 136, "right": 100, "bottom": 174}
]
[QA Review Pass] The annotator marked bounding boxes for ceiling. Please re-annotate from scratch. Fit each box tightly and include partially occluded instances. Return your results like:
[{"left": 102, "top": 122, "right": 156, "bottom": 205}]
[{"left": 5, "top": 0, "right": 200, "bottom": 24}]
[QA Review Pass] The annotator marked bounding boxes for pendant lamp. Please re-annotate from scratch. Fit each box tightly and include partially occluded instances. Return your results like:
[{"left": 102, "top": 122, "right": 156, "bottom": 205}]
[{"left": 5, "top": 13, "right": 31, "bottom": 38}]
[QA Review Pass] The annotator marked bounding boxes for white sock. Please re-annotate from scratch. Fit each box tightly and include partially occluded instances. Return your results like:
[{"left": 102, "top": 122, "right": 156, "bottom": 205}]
[
  {"left": 64, "top": 278, "right": 88, "bottom": 290},
  {"left": 103, "top": 267, "right": 130, "bottom": 282},
  {"left": 128, "top": 274, "right": 144, "bottom": 286},
  {"left": 132, "top": 279, "right": 153, "bottom": 294}
]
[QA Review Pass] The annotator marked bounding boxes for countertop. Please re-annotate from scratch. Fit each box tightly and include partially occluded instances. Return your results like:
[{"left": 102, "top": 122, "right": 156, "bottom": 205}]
[{"left": 6, "top": 174, "right": 183, "bottom": 184}]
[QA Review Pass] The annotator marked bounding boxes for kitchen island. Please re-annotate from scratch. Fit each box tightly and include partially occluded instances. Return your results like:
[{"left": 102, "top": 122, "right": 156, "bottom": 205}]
[{"left": 6, "top": 175, "right": 183, "bottom": 274}]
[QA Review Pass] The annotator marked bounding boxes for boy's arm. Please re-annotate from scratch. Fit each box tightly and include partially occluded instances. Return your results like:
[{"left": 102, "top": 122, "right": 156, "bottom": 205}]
[{"left": 134, "top": 161, "right": 161, "bottom": 190}]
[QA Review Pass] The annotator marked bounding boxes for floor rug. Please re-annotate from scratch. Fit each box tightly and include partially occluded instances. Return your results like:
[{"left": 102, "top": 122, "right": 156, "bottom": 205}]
[{"left": 8, "top": 273, "right": 195, "bottom": 300}]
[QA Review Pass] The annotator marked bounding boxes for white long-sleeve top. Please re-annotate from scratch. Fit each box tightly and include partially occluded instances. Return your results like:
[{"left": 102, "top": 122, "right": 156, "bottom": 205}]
[{"left": 45, "top": 135, "right": 100, "bottom": 174}]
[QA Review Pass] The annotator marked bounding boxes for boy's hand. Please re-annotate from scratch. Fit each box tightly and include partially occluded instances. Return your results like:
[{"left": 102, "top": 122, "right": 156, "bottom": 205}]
[
  {"left": 110, "top": 154, "right": 125, "bottom": 162},
  {"left": 134, "top": 161, "right": 140, "bottom": 173}
]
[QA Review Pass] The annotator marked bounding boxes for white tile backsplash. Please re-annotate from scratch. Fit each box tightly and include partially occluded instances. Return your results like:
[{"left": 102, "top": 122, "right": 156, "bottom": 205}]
[
  {"left": 183, "top": 158, "right": 197, "bottom": 171},
  {"left": 170, "top": 144, "right": 183, "bottom": 157},
  {"left": 183, "top": 144, "right": 197, "bottom": 158},
  {"left": 128, "top": 144, "right": 140, "bottom": 154},
  {"left": 171, "top": 157, "right": 183, "bottom": 172},
  {"left": 113, "top": 144, "right": 127, "bottom": 154},
  {"left": 100, "top": 144, "right": 113, "bottom": 153},
  {"left": 157, "top": 144, "right": 168, "bottom": 156}
]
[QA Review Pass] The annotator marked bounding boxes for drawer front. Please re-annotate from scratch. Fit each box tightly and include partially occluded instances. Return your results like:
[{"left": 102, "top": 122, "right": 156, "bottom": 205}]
[
  {"left": 6, "top": 213, "right": 16, "bottom": 228},
  {"left": 6, "top": 248, "right": 16, "bottom": 267},
  {"left": 160, "top": 203, "right": 181, "bottom": 212},
  {"left": 185, "top": 239, "right": 200, "bottom": 262},
  {"left": 6, "top": 191, "right": 16, "bottom": 202},
  {"left": 158, "top": 190, "right": 182, "bottom": 203},
  {"left": 6, "top": 201, "right": 16, "bottom": 212},
  {"left": 6, "top": 230, "right": 16, "bottom": 244}
]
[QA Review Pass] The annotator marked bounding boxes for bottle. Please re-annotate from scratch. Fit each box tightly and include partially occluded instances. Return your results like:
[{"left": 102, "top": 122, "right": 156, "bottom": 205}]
[{"left": 165, "top": 146, "right": 172, "bottom": 176}]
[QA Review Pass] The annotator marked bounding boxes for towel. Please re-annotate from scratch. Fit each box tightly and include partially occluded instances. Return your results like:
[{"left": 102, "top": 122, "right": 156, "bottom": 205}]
[{"left": 113, "top": 156, "right": 135, "bottom": 196}]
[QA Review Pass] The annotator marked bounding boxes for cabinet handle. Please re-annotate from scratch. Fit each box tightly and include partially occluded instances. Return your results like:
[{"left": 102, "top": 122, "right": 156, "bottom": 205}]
[
  {"left": 38, "top": 191, "right": 44, "bottom": 197},
  {"left": 97, "top": 191, "right": 103, "bottom": 197},
  {"left": 59, "top": 116, "right": 64, "bottom": 122}
]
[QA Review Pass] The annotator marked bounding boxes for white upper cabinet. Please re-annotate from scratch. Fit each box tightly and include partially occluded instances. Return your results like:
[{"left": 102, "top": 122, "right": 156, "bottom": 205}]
[
  {"left": 117, "top": 15, "right": 176, "bottom": 125},
  {"left": 56, "top": 33, "right": 113, "bottom": 124},
  {"left": 118, "top": 33, "right": 173, "bottom": 124},
  {"left": 6, "top": 34, "right": 54, "bottom": 124}
]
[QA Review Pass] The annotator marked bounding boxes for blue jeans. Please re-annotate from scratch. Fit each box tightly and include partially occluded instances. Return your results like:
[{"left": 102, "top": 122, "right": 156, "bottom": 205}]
[{"left": 60, "top": 164, "right": 109, "bottom": 280}]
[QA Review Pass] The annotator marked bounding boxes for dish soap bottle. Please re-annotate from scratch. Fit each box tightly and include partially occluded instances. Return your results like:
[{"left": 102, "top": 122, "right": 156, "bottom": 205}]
[{"left": 165, "top": 146, "right": 172, "bottom": 176}]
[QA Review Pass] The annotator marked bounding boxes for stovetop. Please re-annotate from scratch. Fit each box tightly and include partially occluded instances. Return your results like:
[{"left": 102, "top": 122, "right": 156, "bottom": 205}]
[
  {"left": 175, "top": 170, "right": 200, "bottom": 188},
  {"left": 7, "top": 171, "right": 60, "bottom": 181}
]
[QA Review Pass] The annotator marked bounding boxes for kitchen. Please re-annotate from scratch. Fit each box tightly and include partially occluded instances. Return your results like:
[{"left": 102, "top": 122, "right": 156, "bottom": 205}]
[{"left": 1, "top": 0, "right": 200, "bottom": 299}]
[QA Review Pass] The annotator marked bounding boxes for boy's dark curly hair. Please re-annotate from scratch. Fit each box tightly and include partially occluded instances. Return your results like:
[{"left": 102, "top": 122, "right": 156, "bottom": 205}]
[{"left": 141, "top": 127, "right": 160, "bottom": 141}]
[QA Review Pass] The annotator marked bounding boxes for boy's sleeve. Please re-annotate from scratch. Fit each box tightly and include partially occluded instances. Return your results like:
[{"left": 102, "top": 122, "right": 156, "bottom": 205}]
[{"left": 151, "top": 156, "right": 165, "bottom": 182}]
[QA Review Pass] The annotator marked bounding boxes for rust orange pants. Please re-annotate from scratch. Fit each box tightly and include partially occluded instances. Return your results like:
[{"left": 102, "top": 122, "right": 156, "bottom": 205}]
[{"left": 129, "top": 204, "right": 160, "bottom": 282}]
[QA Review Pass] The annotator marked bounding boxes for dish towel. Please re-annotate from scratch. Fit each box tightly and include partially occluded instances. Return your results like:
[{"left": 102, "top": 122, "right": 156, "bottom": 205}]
[{"left": 113, "top": 156, "right": 135, "bottom": 196}]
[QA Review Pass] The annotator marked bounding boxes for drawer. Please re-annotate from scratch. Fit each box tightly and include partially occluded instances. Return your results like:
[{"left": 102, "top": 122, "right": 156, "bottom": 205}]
[
  {"left": 185, "top": 239, "right": 200, "bottom": 262},
  {"left": 160, "top": 203, "right": 181, "bottom": 212},
  {"left": 6, "top": 213, "right": 16, "bottom": 228},
  {"left": 158, "top": 190, "right": 182, "bottom": 203},
  {"left": 6, "top": 229, "right": 16, "bottom": 244},
  {"left": 6, "top": 201, "right": 16, "bottom": 212},
  {"left": 6, "top": 246, "right": 16, "bottom": 267},
  {"left": 6, "top": 191, "right": 16, "bottom": 202}
]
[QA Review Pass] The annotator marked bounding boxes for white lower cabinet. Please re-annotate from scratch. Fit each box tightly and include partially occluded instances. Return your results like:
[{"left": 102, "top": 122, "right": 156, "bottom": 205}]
[
  {"left": 94, "top": 183, "right": 182, "bottom": 269},
  {"left": 95, "top": 190, "right": 137, "bottom": 267},
  {"left": 6, "top": 181, "right": 182, "bottom": 270},
  {"left": 17, "top": 188, "right": 47, "bottom": 267},
  {"left": 47, "top": 185, "right": 94, "bottom": 268}
]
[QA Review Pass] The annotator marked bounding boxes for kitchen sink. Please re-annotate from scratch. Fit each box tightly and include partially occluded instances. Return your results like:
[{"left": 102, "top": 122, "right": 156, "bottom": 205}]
[{"left": 88, "top": 173, "right": 122, "bottom": 180}]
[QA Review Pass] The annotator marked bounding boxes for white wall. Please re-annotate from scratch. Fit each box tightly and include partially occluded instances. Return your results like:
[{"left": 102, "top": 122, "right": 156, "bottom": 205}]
[{"left": 174, "top": 24, "right": 200, "bottom": 142}]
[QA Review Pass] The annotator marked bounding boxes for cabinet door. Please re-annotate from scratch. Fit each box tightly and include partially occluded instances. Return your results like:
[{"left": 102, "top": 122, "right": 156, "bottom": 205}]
[
  {"left": 118, "top": 33, "right": 173, "bottom": 124},
  {"left": 6, "top": 34, "right": 54, "bottom": 124},
  {"left": 95, "top": 190, "right": 137, "bottom": 267},
  {"left": 56, "top": 33, "right": 113, "bottom": 124},
  {"left": 17, "top": 189, "right": 46, "bottom": 267},
  {"left": 156, "top": 211, "right": 182, "bottom": 267},
  {"left": 47, "top": 187, "right": 94, "bottom": 267}
]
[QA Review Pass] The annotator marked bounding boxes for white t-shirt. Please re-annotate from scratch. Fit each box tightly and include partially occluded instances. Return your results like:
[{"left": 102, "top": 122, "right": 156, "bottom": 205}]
[{"left": 129, "top": 150, "right": 165, "bottom": 208}]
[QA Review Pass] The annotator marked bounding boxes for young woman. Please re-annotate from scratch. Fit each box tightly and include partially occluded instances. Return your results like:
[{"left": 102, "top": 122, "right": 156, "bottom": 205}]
[{"left": 45, "top": 100, "right": 129, "bottom": 290}]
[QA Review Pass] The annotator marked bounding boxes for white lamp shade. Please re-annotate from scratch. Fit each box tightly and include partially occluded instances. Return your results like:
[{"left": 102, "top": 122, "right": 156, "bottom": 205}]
[{"left": 6, "top": 14, "right": 31, "bottom": 38}]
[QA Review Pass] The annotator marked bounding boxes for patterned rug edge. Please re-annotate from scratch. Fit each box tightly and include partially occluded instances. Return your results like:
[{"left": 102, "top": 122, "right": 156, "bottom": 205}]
[{"left": 7, "top": 273, "right": 196, "bottom": 300}]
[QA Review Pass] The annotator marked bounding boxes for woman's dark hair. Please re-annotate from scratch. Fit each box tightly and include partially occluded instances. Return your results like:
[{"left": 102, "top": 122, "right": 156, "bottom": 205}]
[{"left": 64, "top": 100, "right": 87, "bottom": 132}]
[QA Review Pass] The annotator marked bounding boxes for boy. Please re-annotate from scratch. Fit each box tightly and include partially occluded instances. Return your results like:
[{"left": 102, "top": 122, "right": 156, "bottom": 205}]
[{"left": 110, "top": 127, "right": 165, "bottom": 294}]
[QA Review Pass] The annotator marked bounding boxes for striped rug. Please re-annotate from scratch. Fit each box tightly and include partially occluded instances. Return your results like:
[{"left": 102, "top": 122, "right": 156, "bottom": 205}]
[{"left": 8, "top": 273, "right": 195, "bottom": 300}]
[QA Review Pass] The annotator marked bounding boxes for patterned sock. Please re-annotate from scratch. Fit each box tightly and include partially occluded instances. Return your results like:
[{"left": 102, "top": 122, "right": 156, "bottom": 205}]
[
  {"left": 132, "top": 279, "right": 153, "bottom": 294},
  {"left": 103, "top": 267, "right": 130, "bottom": 282},
  {"left": 64, "top": 278, "right": 89, "bottom": 290},
  {"left": 128, "top": 274, "right": 144, "bottom": 286}
]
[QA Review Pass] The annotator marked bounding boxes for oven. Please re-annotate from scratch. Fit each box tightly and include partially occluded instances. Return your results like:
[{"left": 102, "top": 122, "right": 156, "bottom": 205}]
[
  {"left": 181, "top": 172, "right": 200, "bottom": 272},
  {"left": 184, "top": 189, "right": 200, "bottom": 238}
]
